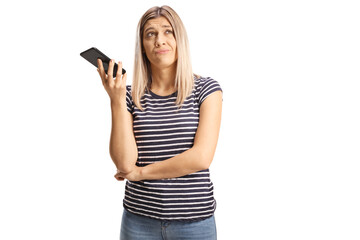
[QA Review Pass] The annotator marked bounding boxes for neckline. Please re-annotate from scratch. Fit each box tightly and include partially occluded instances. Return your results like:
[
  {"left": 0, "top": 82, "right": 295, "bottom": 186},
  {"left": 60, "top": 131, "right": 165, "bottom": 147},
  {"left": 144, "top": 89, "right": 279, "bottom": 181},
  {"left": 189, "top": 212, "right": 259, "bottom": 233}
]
[{"left": 148, "top": 89, "right": 178, "bottom": 99}]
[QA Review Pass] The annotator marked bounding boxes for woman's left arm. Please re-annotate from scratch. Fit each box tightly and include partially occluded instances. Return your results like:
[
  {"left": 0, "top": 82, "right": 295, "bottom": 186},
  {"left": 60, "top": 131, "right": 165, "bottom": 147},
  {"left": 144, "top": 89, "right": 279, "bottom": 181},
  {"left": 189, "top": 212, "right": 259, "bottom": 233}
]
[{"left": 116, "top": 90, "right": 223, "bottom": 181}]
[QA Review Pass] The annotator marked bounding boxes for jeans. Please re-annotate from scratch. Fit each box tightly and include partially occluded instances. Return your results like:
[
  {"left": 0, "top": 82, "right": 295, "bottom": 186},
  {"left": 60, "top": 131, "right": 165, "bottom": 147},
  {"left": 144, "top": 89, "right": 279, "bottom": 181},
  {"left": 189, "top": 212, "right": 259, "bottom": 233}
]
[{"left": 120, "top": 208, "right": 217, "bottom": 240}]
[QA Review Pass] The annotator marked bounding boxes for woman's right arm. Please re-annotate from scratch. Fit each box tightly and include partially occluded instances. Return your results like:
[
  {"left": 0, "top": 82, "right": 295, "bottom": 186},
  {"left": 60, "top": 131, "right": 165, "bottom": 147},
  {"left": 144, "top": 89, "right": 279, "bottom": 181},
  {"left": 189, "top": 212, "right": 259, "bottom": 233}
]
[
  {"left": 97, "top": 59, "right": 138, "bottom": 174},
  {"left": 109, "top": 102, "right": 138, "bottom": 173}
]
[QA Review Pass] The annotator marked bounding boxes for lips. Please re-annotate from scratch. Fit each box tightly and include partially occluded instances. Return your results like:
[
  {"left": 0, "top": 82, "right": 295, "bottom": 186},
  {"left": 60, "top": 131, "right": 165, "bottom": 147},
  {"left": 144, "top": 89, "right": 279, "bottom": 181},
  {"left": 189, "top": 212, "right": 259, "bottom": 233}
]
[{"left": 155, "top": 49, "right": 170, "bottom": 54}]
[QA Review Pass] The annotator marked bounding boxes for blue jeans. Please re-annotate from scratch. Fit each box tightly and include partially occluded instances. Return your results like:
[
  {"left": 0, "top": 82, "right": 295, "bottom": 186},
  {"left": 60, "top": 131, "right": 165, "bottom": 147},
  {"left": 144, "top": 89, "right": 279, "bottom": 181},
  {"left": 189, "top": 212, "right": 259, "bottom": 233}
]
[{"left": 120, "top": 209, "right": 217, "bottom": 240}]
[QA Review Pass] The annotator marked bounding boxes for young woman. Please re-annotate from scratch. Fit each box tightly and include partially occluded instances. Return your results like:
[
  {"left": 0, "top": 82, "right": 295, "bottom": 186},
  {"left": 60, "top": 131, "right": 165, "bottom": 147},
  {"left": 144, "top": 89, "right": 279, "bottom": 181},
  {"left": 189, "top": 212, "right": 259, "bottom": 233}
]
[{"left": 97, "top": 5, "right": 222, "bottom": 240}]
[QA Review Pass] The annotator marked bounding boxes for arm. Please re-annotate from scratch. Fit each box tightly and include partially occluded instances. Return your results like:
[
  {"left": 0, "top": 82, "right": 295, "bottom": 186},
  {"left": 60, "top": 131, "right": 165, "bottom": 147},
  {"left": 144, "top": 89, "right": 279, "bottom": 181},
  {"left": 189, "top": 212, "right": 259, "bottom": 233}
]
[
  {"left": 97, "top": 59, "right": 138, "bottom": 174},
  {"left": 109, "top": 102, "right": 138, "bottom": 174},
  {"left": 116, "top": 90, "right": 222, "bottom": 181}
]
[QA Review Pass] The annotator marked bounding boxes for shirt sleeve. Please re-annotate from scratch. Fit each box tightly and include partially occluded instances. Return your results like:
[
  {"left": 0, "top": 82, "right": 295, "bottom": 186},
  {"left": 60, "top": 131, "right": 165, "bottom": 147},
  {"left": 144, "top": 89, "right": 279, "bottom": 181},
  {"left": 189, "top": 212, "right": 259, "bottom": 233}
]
[
  {"left": 199, "top": 77, "right": 223, "bottom": 106},
  {"left": 125, "top": 85, "right": 134, "bottom": 113}
]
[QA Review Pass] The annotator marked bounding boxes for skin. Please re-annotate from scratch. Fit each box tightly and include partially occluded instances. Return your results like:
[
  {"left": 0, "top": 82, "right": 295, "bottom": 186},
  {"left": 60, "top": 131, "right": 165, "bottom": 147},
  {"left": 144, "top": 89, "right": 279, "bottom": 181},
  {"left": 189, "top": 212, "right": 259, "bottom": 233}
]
[
  {"left": 143, "top": 16, "right": 178, "bottom": 95},
  {"left": 98, "top": 16, "right": 223, "bottom": 182},
  {"left": 97, "top": 60, "right": 138, "bottom": 177}
]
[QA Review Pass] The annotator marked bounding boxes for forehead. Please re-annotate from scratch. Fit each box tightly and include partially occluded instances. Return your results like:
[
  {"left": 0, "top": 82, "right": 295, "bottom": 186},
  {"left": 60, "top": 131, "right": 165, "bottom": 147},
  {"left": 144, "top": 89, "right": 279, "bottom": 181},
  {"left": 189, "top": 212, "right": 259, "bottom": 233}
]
[{"left": 144, "top": 16, "right": 172, "bottom": 30}]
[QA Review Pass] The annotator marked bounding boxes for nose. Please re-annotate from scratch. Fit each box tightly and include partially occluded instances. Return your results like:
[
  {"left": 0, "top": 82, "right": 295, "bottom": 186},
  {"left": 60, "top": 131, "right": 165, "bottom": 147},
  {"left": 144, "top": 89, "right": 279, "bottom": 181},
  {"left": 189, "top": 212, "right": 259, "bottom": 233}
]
[{"left": 155, "top": 33, "right": 166, "bottom": 47}]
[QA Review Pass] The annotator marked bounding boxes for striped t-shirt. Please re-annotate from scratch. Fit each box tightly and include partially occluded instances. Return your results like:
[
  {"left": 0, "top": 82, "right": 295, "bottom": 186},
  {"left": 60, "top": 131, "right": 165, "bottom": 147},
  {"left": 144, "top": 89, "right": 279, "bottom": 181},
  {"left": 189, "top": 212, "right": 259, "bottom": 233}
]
[{"left": 123, "top": 76, "right": 222, "bottom": 221}]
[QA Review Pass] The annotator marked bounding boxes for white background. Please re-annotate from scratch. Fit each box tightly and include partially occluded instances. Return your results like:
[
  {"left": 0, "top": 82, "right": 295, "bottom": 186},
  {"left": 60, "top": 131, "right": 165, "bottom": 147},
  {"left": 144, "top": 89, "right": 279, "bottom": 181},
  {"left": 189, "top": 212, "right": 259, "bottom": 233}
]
[{"left": 1, "top": 0, "right": 359, "bottom": 239}]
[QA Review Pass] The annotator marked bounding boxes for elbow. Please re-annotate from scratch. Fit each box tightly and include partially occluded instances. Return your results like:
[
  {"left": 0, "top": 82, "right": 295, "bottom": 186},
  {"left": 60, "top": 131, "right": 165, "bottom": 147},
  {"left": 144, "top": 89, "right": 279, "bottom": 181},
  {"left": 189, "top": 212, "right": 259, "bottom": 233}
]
[
  {"left": 197, "top": 149, "right": 214, "bottom": 170},
  {"left": 117, "top": 161, "right": 136, "bottom": 174},
  {"left": 201, "top": 157, "right": 212, "bottom": 170},
  {"left": 110, "top": 152, "right": 138, "bottom": 174}
]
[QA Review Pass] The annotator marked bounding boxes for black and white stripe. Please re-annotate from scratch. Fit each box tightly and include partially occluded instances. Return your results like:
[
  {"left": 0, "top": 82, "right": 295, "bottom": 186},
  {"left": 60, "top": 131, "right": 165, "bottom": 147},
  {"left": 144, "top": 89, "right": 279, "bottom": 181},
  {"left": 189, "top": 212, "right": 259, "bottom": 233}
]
[{"left": 124, "top": 76, "right": 222, "bottom": 221}]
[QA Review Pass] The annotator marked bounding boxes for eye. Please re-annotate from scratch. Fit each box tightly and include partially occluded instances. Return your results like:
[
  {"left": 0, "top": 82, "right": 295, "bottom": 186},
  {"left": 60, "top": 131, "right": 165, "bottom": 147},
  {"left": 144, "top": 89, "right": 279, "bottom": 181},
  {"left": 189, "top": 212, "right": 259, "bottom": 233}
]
[
  {"left": 146, "top": 32, "right": 155, "bottom": 37},
  {"left": 165, "top": 29, "right": 173, "bottom": 34}
]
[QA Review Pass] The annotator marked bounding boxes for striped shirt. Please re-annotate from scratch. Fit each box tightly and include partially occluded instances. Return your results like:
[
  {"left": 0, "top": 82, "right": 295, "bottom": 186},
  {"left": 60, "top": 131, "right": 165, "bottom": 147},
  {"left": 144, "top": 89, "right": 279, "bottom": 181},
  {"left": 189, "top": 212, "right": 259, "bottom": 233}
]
[{"left": 124, "top": 76, "right": 222, "bottom": 221}]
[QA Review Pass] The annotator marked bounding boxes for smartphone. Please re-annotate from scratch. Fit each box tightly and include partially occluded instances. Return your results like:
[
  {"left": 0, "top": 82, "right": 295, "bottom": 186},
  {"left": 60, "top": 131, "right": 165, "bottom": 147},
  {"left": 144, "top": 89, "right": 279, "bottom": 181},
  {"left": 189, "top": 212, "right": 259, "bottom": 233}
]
[{"left": 80, "top": 47, "right": 126, "bottom": 78}]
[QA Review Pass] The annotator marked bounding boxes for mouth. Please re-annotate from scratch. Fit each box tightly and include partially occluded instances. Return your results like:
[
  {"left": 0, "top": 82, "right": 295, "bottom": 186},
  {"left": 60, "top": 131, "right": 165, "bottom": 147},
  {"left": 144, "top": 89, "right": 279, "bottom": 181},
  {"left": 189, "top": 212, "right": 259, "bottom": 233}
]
[{"left": 155, "top": 49, "right": 170, "bottom": 54}]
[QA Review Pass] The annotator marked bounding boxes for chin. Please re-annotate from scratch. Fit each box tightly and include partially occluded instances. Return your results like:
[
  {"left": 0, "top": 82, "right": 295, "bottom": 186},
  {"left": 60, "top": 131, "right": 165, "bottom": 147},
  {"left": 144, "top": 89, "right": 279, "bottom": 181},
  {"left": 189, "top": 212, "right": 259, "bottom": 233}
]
[{"left": 151, "top": 59, "right": 177, "bottom": 69}]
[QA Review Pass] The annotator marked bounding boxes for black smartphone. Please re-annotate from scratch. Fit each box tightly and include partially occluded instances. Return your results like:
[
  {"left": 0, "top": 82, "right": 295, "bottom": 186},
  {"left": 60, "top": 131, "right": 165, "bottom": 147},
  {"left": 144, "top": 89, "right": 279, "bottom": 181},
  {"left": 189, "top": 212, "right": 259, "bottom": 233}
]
[{"left": 80, "top": 47, "right": 126, "bottom": 78}]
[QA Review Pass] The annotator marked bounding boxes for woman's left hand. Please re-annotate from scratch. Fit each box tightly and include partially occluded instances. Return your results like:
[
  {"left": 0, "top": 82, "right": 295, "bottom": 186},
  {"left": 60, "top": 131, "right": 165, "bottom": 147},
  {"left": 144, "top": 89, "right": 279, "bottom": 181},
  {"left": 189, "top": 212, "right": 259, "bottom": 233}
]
[{"left": 114, "top": 166, "right": 142, "bottom": 181}]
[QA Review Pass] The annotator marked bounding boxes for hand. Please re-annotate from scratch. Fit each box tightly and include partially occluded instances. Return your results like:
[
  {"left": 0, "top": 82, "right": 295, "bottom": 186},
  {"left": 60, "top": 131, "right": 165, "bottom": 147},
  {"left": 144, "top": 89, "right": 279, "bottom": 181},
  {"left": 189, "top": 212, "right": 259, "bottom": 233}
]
[
  {"left": 97, "top": 59, "right": 127, "bottom": 104},
  {"left": 114, "top": 166, "right": 142, "bottom": 182}
]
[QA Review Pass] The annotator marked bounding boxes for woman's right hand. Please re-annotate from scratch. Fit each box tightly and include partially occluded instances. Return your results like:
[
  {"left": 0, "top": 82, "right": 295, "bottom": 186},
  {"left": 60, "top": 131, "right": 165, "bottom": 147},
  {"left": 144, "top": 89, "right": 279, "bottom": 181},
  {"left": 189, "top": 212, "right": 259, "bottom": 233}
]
[{"left": 97, "top": 59, "right": 127, "bottom": 104}]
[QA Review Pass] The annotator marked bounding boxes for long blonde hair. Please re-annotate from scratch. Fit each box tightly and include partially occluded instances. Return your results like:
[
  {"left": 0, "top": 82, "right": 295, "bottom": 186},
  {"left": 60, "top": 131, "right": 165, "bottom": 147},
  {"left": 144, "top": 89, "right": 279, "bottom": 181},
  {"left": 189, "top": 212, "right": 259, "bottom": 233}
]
[{"left": 132, "top": 5, "right": 195, "bottom": 111}]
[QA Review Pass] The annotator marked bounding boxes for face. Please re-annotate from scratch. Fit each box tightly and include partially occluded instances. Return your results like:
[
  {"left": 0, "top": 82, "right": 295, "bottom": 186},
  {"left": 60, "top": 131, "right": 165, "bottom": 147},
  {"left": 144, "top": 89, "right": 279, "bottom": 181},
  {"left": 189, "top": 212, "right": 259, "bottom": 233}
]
[{"left": 142, "top": 16, "right": 177, "bottom": 69}]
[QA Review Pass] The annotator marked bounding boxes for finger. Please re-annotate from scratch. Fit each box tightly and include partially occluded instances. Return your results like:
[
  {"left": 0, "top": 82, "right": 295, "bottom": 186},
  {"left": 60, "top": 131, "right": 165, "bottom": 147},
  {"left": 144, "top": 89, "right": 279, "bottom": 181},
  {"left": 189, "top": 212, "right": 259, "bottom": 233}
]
[
  {"left": 97, "top": 58, "right": 103, "bottom": 73},
  {"left": 114, "top": 174, "right": 124, "bottom": 181},
  {"left": 97, "top": 59, "right": 106, "bottom": 82},
  {"left": 107, "top": 59, "right": 115, "bottom": 80},
  {"left": 115, "top": 61, "right": 123, "bottom": 86},
  {"left": 118, "top": 72, "right": 127, "bottom": 88},
  {"left": 115, "top": 61, "right": 123, "bottom": 78}
]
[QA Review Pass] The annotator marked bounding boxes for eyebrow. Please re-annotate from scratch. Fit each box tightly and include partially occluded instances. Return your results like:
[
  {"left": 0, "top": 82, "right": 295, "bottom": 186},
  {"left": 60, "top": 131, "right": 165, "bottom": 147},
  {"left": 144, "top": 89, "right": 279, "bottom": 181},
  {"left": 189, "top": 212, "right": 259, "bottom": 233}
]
[{"left": 144, "top": 25, "right": 172, "bottom": 32}]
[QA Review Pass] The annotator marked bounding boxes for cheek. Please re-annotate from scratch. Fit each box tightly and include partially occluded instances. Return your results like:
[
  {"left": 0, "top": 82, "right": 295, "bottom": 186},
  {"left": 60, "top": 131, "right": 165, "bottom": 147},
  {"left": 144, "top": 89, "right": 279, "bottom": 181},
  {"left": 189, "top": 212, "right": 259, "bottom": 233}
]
[
  {"left": 143, "top": 42, "right": 150, "bottom": 52},
  {"left": 172, "top": 41, "right": 177, "bottom": 57},
  {"left": 143, "top": 44, "right": 153, "bottom": 58},
  {"left": 143, "top": 38, "right": 152, "bottom": 48},
  {"left": 169, "top": 39, "right": 177, "bottom": 51},
  {"left": 170, "top": 37, "right": 177, "bottom": 48}
]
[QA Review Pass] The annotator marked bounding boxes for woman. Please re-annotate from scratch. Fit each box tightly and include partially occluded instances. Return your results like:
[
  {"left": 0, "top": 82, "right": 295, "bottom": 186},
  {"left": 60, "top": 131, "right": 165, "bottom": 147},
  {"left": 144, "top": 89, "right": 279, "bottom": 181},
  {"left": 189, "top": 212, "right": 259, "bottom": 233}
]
[{"left": 97, "top": 5, "right": 222, "bottom": 240}]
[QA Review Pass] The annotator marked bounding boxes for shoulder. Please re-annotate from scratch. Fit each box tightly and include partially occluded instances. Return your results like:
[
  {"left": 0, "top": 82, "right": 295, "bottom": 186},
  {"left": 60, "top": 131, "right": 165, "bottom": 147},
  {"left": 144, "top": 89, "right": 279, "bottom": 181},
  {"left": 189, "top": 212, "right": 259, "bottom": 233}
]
[{"left": 194, "top": 76, "right": 222, "bottom": 105}]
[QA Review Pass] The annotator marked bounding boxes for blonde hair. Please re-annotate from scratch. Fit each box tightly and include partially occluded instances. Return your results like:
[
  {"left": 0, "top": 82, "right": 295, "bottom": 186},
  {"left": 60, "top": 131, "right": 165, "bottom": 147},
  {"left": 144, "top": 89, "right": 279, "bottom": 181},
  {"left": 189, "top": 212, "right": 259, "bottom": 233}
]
[{"left": 132, "top": 5, "right": 195, "bottom": 111}]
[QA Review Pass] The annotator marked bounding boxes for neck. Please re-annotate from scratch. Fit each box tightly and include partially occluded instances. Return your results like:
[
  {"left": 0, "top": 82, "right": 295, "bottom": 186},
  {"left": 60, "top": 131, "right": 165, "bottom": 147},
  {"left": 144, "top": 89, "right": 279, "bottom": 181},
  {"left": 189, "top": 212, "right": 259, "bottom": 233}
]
[{"left": 150, "top": 64, "right": 177, "bottom": 92}]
